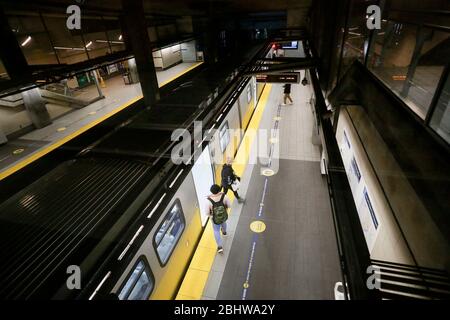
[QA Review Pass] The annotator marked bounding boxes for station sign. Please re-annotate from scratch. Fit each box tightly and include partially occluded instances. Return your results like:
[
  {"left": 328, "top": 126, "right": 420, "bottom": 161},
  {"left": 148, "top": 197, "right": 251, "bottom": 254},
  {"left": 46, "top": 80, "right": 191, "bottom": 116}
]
[{"left": 255, "top": 72, "right": 300, "bottom": 83}]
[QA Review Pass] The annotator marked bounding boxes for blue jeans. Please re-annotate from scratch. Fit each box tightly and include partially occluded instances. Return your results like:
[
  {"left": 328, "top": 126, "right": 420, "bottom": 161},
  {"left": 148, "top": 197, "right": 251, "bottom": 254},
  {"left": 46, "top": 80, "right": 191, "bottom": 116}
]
[{"left": 212, "top": 222, "right": 227, "bottom": 247}]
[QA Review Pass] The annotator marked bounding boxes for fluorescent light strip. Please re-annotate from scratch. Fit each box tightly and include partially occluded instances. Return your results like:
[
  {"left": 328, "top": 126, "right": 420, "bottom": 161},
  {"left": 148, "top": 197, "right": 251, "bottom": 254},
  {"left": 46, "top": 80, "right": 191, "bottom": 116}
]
[
  {"left": 95, "top": 39, "right": 124, "bottom": 44},
  {"left": 147, "top": 193, "right": 167, "bottom": 219},
  {"left": 118, "top": 225, "right": 144, "bottom": 261},
  {"left": 85, "top": 41, "right": 93, "bottom": 48},
  {"left": 21, "top": 36, "right": 31, "bottom": 47},
  {"left": 216, "top": 113, "right": 223, "bottom": 122},
  {"left": 54, "top": 46, "right": 86, "bottom": 51},
  {"left": 169, "top": 169, "right": 184, "bottom": 189},
  {"left": 88, "top": 271, "right": 111, "bottom": 300}
]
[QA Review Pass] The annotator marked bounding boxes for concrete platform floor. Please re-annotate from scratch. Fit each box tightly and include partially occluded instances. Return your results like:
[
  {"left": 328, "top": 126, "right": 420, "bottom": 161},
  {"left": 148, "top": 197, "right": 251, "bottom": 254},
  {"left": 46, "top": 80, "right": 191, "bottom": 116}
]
[
  {"left": 0, "top": 62, "right": 202, "bottom": 180},
  {"left": 201, "top": 83, "right": 342, "bottom": 300}
]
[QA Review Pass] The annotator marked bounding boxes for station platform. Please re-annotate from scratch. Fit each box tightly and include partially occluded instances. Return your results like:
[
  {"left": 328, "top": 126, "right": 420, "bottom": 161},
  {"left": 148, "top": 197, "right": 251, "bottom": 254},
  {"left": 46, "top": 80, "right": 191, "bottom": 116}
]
[
  {"left": 0, "top": 62, "right": 203, "bottom": 181},
  {"left": 177, "top": 79, "right": 342, "bottom": 300}
]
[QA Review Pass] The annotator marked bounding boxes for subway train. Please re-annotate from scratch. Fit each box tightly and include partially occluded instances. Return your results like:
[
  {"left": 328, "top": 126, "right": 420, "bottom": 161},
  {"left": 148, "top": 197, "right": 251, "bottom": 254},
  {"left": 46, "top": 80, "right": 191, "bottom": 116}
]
[{"left": 0, "top": 54, "right": 268, "bottom": 300}]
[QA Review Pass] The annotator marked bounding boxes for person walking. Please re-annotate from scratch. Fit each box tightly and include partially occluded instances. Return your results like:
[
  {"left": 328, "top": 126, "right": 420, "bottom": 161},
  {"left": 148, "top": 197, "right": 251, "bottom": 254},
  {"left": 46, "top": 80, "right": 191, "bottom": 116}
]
[
  {"left": 206, "top": 184, "right": 231, "bottom": 254},
  {"left": 221, "top": 157, "right": 244, "bottom": 203},
  {"left": 282, "top": 83, "right": 293, "bottom": 105}
]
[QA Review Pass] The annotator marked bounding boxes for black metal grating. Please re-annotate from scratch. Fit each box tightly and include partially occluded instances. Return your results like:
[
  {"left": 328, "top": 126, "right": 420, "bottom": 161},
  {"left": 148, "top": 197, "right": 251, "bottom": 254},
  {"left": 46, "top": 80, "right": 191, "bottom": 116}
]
[{"left": 0, "top": 158, "right": 150, "bottom": 299}]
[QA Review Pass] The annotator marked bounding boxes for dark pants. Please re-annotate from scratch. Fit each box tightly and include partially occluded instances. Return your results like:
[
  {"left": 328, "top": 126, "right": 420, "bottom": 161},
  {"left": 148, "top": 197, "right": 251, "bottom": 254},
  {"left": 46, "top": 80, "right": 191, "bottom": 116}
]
[{"left": 223, "top": 184, "right": 240, "bottom": 199}]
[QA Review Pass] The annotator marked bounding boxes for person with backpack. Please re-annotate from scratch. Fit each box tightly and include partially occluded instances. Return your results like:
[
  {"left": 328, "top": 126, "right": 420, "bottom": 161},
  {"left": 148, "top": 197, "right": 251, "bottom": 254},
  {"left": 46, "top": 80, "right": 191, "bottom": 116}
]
[
  {"left": 206, "top": 184, "right": 231, "bottom": 254},
  {"left": 221, "top": 157, "right": 245, "bottom": 203}
]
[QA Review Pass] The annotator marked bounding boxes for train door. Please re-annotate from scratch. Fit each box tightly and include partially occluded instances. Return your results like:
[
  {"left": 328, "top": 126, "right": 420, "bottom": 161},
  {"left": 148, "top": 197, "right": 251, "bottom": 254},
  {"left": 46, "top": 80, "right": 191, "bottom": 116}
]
[{"left": 192, "top": 145, "right": 215, "bottom": 226}]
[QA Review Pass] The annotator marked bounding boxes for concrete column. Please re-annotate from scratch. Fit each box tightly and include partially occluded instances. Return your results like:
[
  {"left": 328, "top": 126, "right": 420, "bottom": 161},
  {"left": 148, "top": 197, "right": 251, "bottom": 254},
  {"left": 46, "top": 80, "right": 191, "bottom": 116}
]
[
  {"left": 0, "top": 8, "right": 31, "bottom": 82},
  {"left": 127, "top": 58, "right": 140, "bottom": 84},
  {"left": 122, "top": 0, "right": 160, "bottom": 107},
  {"left": 91, "top": 71, "right": 105, "bottom": 98},
  {"left": 205, "top": 23, "right": 218, "bottom": 64},
  {"left": 401, "top": 27, "right": 433, "bottom": 98},
  {"left": 21, "top": 88, "right": 52, "bottom": 129},
  {"left": 0, "top": 126, "right": 7, "bottom": 145}
]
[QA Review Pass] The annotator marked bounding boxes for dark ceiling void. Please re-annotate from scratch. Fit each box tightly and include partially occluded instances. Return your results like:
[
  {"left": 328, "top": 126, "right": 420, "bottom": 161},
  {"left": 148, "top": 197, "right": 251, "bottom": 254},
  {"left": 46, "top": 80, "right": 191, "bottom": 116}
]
[{"left": 1, "top": 0, "right": 312, "bottom": 17}]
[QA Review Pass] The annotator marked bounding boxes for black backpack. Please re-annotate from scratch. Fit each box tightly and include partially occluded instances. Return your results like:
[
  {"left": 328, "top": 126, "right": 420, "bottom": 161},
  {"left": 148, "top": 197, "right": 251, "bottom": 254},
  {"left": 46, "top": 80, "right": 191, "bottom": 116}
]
[{"left": 207, "top": 193, "right": 228, "bottom": 225}]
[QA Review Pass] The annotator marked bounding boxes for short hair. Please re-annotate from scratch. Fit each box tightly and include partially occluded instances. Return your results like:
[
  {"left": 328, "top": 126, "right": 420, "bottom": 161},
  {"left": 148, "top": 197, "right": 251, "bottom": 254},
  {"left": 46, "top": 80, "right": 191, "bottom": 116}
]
[{"left": 210, "top": 184, "right": 221, "bottom": 194}]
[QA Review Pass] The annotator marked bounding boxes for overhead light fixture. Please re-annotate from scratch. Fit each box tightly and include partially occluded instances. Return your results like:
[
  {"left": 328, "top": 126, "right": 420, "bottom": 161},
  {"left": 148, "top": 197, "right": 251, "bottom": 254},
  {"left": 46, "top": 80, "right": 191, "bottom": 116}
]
[
  {"left": 118, "top": 35, "right": 122, "bottom": 40},
  {"left": 54, "top": 46, "right": 86, "bottom": 51},
  {"left": 95, "top": 39, "right": 124, "bottom": 44},
  {"left": 21, "top": 36, "right": 31, "bottom": 47},
  {"left": 85, "top": 41, "right": 93, "bottom": 48}
]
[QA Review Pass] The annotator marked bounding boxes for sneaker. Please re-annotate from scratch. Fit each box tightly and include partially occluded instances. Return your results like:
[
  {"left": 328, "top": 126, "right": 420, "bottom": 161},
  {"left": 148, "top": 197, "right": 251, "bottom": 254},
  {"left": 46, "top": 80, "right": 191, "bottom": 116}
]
[{"left": 217, "top": 247, "right": 224, "bottom": 254}]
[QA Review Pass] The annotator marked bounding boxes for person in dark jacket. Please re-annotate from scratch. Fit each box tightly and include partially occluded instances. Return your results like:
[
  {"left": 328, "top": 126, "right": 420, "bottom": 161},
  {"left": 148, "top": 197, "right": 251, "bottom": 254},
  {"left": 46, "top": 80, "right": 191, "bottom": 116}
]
[
  {"left": 221, "top": 157, "right": 245, "bottom": 203},
  {"left": 282, "top": 83, "right": 293, "bottom": 105}
]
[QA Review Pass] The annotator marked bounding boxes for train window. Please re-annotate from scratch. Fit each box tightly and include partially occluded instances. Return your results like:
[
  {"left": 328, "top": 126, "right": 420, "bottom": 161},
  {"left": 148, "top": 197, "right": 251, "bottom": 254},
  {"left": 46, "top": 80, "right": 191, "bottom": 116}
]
[
  {"left": 247, "top": 83, "right": 252, "bottom": 103},
  {"left": 118, "top": 257, "right": 154, "bottom": 300},
  {"left": 154, "top": 199, "right": 186, "bottom": 266},
  {"left": 219, "top": 121, "right": 230, "bottom": 153}
]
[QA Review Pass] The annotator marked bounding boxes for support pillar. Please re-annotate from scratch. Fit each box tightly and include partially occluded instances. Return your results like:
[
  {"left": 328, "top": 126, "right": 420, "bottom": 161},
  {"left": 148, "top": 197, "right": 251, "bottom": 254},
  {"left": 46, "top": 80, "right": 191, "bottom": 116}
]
[
  {"left": 127, "top": 58, "right": 140, "bottom": 84},
  {"left": 0, "top": 8, "right": 31, "bottom": 82},
  {"left": 92, "top": 71, "right": 105, "bottom": 98},
  {"left": 122, "top": 0, "right": 160, "bottom": 107},
  {"left": 401, "top": 27, "right": 433, "bottom": 98},
  {"left": 21, "top": 88, "right": 52, "bottom": 129},
  {"left": 0, "top": 126, "right": 7, "bottom": 145}
]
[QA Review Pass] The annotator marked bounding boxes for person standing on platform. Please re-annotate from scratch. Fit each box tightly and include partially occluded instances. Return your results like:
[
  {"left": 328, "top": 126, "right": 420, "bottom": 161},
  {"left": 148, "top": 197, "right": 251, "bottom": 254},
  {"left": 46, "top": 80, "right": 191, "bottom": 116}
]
[
  {"left": 282, "top": 83, "right": 293, "bottom": 105},
  {"left": 206, "top": 184, "right": 231, "bottom": 254},
  {"left": 221, "top": 157, "right": 244, "bottom": 203}
]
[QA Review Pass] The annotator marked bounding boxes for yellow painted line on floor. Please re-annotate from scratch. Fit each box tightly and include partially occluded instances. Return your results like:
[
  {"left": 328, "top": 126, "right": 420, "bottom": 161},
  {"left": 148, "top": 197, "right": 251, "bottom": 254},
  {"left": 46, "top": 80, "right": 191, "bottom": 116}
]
[
  {"left": 0, "top": 63, "right": 204, "bottom": 182},
  {"left": 177, "top": 268, "right": 210, "bottom": 299},
  {"left": 159, "top": 62, "right": 204, "bottom": 88},
  {"left": 176, "top": 84, "right": 273, "bottom": 300},
  {"left": 0, "top": 95, "right": 142, "bottom": 182}
]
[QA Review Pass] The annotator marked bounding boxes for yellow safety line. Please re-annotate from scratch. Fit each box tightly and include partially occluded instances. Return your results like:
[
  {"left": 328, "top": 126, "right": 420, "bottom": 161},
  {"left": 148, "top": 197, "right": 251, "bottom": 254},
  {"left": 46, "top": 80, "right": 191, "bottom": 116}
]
[
  {"left": 0, "top": 95, "right": 142, "bottom": 181},
  {"left": 0, "top": 62, "right": 204, "bottom": 182},
  {"left": 176, "top": 84, "right": 273, "bottom": 300},
  {"left": 159, "top": 62, "right": 203, "bottom": 88}
]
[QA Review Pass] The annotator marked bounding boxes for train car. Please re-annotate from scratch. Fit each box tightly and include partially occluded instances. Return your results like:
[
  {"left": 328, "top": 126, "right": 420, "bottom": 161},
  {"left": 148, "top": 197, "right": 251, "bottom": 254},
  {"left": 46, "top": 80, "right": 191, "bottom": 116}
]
[
  {"left": 91, "top": 76, "right": 266, "bottom": 300},
  {"left": 0, "top": 45, "right": 270, "bottom": 300}
]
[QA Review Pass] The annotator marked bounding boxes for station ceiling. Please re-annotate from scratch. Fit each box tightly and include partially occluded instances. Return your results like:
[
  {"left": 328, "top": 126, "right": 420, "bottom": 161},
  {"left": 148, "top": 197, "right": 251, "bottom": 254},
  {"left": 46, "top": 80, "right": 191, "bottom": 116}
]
[{"left": 3, "top": 0, "right": 312, "bottom": 17}]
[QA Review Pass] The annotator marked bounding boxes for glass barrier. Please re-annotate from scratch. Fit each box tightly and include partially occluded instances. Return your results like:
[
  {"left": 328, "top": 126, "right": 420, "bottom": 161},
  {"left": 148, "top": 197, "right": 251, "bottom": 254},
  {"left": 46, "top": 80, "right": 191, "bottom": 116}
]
[
  {"left": 430, "top": 71, "right": 450, "bottom": 143},
  {"left": 368, "top": 21, "right": 449, "bottom": 119},
  {"left": 81, "top": 17, "right": 112, "bottom": 59},
  {"left": 7, "top": 14, "right": 59, "bottom": 65},
  {"left": 42, "top": 15, "right": 89, "bottom": 64}
]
